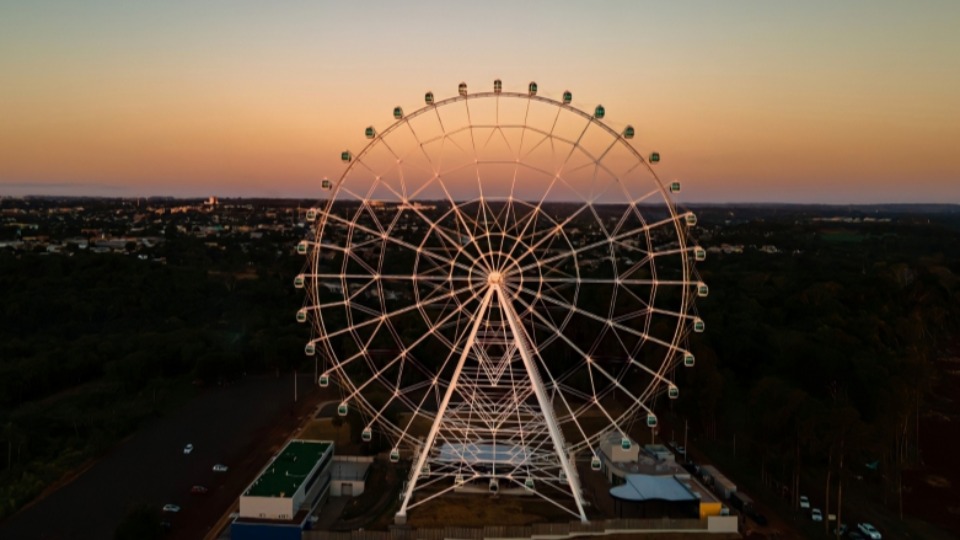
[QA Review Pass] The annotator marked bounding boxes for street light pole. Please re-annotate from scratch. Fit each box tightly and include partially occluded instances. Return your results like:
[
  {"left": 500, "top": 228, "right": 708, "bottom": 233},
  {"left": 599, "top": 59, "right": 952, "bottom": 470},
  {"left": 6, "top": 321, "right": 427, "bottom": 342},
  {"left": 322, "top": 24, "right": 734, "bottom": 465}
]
[{"left": 684, "top": 419, "right": 689, "bottom": 459}]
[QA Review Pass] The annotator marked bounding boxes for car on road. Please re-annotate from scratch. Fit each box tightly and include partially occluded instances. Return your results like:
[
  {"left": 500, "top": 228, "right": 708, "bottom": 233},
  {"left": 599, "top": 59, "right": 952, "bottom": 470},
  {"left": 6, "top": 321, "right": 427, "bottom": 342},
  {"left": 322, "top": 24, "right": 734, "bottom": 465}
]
[
  {"left": 190, "top": 485, "right": 208, "bottom": 494},
  {"left": 858, "top": 522, "right": 882, "bottom": 539},
  {"left": 183, "top": 443, "right": 193, "bottom": 455},
  {"left": 675, "top": 446, "right": 686, "bottom": 456},
  {"left": 810, "top": 508, "right": 823, "bottom": 521},
  {"left": 833, "top": 523, "right": 848, "bottom": 536},
  {"left": 162, "top": 504, "right": 180, "bottom": 513},
  {"left": 799, "top": 495, "right": 810, "bottom": 509},
  {"left": 212, "top": 463, "right": 229, "bottom": 472}
]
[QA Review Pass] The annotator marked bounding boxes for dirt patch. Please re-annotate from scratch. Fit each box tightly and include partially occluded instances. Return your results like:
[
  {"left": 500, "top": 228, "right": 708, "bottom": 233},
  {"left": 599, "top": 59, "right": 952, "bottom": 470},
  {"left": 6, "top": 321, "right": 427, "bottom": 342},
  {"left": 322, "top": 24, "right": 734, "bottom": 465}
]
[{"left": 406, "top": 493, "right": 575, "bottom": 528}]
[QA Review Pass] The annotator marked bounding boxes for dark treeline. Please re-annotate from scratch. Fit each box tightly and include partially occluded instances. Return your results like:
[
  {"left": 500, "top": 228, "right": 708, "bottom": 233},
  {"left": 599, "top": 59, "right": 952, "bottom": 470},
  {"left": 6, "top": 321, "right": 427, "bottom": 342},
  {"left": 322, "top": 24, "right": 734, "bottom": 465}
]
[
  {"left": 1, "top": 201, "right": 959, "bottom": 526},
  {"left": 0, "top": 230, "right": 306, "bottom": 520},
  {"left": 673, "top": 207, "right": 960, "bottom": 526}
]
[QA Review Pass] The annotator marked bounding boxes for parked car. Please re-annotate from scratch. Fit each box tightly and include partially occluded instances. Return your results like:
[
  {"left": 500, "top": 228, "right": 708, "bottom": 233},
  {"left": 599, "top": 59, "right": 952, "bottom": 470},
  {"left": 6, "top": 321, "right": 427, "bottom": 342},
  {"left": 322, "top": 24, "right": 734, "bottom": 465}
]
[
  {"left": 212, "top": 463, "right": 228, "bottom": 472},
  {"left": 162, "top": 504, "right": 180, "bottom": 513},
  {"left": 811, "top": 508, "right": 823, "bottom": 522},
  {"left": 799, "top": 495, "right": 810, "bottom": 509},
  {"left": 858, "top": 522, "right": 882, "bottom": 539},
  {"left": 183, "top": 444, "right": 193, "bottom": 455},
  {"left": 190, "top": 485, "right": 208, "bottom": 494}
]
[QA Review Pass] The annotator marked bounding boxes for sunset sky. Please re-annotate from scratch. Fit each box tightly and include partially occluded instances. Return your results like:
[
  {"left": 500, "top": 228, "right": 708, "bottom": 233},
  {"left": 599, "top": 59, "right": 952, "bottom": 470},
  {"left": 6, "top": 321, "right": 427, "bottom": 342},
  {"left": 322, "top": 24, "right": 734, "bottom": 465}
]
[{"left": 1, "top": 1, "right": 958, "bottom": 203}]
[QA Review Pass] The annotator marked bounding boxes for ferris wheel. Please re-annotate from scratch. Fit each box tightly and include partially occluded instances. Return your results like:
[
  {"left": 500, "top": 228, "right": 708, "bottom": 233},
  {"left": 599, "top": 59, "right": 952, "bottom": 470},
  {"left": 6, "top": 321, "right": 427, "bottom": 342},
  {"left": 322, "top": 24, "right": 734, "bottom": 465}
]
[{"left": 296, "top": 80, "right": 705, "bottom": 523}]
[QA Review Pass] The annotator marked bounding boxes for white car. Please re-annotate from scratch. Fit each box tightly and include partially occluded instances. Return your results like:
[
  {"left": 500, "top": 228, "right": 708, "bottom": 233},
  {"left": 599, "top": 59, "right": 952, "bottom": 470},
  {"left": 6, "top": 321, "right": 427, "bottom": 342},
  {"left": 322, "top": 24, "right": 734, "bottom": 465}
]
[
  {"left": 858, "top": 522, "right": 882, "bottom": 539},
  {"left": 212, "top": 463, "right": 229, "bottom": 472},
  {"left": 183, "top": 444, "right": 193, "bottom": 455},
  {"left": 799, "top": 495, "right": 810, "bottom": 509},
  {"left": 811, "top": 508, "right": 823, "bottom": 522},
  {"left": 162, "top": 504, "right": 181, "bottom": 513}
]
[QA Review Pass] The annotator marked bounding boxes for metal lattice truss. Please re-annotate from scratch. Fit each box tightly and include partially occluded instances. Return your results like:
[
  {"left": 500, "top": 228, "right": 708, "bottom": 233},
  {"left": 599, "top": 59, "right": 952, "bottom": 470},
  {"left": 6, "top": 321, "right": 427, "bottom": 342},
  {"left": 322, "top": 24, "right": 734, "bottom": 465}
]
[{"left": 297, "top": 82, "right": 705, "bottom": 522}]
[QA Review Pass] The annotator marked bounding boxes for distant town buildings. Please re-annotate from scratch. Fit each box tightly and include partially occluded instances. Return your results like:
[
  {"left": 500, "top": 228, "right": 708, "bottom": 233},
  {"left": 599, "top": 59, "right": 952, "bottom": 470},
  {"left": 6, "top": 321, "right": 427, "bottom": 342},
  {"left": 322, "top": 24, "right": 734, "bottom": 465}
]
[{"left": 0, "top": 196, "right": 313, "bottom": 259}]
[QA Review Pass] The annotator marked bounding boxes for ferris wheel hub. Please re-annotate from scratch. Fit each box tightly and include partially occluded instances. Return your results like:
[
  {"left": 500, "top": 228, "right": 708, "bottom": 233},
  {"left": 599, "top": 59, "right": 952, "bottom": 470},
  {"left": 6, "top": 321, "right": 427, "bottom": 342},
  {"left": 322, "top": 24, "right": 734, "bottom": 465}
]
[{"left": 487, "top": 270, "right": 503, "bottom": 285}]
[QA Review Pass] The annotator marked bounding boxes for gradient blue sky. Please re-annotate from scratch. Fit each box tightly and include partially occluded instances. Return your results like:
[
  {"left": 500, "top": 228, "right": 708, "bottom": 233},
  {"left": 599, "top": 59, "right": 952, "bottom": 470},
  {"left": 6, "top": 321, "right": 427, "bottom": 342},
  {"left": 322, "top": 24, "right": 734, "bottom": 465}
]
[{"left": 1, "top": 1, "right": 958, "bottom": 202}]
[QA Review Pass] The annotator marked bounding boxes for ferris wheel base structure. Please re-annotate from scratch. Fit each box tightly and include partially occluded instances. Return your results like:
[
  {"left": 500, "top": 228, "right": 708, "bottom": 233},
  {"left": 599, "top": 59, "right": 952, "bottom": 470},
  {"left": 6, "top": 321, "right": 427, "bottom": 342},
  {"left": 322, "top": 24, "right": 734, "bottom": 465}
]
[
  {"left": 299, "top": 79, "right": 705, "bottom": 526},
  {"left": 395, "top": 283, "right": 587, "bottom": 523}
]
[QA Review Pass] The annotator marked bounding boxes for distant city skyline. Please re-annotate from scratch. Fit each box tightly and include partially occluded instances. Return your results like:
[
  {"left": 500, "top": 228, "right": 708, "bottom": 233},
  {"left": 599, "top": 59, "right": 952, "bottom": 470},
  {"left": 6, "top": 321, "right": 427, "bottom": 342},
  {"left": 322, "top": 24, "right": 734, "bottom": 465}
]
[{"left": 2, "top": 1, "right": 958, "bottom": 203}]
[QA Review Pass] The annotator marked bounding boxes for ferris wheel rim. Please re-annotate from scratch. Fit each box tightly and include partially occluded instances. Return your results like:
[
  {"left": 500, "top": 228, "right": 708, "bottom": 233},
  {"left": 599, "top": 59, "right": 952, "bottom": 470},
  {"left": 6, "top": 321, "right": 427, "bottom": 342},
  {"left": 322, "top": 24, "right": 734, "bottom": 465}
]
[{"left": 306, "top": 85, "right": 700, "bottom": 455}]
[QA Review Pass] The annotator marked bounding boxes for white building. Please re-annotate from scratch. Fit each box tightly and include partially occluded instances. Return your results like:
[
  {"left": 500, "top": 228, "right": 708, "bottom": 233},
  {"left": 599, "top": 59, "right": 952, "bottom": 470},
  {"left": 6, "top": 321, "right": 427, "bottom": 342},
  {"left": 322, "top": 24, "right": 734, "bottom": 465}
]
[{"left": 238, "top": 439, "right": 333, "bottom": 521}]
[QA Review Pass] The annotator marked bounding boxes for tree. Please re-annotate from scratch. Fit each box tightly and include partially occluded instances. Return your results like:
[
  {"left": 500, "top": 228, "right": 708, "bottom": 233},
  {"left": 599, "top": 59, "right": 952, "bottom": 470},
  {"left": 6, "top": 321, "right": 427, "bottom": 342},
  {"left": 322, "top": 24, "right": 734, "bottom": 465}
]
[{"left": 114, "top": 503, "right": 161, "bottom": 540}]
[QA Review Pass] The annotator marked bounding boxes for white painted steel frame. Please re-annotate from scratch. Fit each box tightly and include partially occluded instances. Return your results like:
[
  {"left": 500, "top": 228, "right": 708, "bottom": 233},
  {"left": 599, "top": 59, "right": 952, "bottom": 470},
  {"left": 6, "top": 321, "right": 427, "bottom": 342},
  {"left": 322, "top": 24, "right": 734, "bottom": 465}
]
[{"left": 300, "top": 84, "right": 702, "bottom": 522}]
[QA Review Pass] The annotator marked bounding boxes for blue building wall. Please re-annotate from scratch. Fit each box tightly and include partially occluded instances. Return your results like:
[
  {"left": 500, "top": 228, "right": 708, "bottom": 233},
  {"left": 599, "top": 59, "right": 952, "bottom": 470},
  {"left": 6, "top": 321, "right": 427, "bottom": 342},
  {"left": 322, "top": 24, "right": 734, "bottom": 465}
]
[{"left": 231, "top": 521, "right": 303, "bottom": 540}]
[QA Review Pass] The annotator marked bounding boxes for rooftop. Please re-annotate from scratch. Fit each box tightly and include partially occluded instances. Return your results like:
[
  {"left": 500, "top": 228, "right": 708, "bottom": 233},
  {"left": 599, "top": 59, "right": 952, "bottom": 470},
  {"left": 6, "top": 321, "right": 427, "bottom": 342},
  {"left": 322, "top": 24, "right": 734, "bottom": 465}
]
[
  {"left": 438, "top": 442, "right": 529, "bottom": 465},
  {"left": 610, "top": 474, "right": 698, "bottom": 502},
  {"left": 244, "top": 440, "right": 331, "bottom": 498}
]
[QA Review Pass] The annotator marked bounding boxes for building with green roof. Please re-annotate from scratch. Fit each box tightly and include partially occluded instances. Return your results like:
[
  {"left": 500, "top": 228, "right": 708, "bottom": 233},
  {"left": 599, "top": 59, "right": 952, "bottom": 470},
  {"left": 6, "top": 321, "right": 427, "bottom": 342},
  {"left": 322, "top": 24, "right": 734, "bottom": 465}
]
[{"left": 238, "top": 439, "right": 333, "bottom": 522}]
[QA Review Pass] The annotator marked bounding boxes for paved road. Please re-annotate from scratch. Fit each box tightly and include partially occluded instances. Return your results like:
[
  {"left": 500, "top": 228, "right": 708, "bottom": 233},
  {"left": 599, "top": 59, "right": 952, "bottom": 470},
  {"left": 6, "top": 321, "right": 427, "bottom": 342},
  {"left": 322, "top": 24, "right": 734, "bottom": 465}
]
[{"left": 0, "top": 374, "right": 317, "bottom": 540}]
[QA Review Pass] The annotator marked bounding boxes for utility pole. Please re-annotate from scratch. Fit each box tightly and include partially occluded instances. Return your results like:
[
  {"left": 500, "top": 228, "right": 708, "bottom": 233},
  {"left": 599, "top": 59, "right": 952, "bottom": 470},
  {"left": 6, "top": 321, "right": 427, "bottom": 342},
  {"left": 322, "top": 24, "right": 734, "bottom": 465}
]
[{"left": 684, "top": 418, "right": 689, "bottom": 459}]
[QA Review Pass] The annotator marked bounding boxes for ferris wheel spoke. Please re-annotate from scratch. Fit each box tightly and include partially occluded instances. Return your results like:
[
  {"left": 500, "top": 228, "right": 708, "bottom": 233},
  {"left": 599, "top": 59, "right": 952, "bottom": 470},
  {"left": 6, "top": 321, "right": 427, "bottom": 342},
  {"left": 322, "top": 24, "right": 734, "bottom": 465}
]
[
  {"left": 497, "top": 136, "right": 602, "bottom": 265},
  {"left": 516, "top": 292, "right": 651, "bottom": 446},
  {"left": 357, "top": 174, "right": 489, "bottom": 271},
  {"left": 317, "top": 281, "right": 477, "bottom": 344},
  {"left": 513, "top": 283, "right": 683, "bottom": 355},
  {"left": 503, "top": 196, "right": 597, "bottom": 269},
  {"left": 355, "top": 285, "right": 487, "bottom": 424},
  {"left": 343, "top": 308, "right": 473, "bottom": 407},
  {"left": 502, "top": 98, "right": 535, "bottom": 206},
  {"left": 489, "top": 199, "right": 514, "bottom": 269},
  {"left": 312, "top": 273, "right": 471, "bottom": 283},
  {"left": 506, "top": 292, "right": 601, "bottom": 456},
  {"left": 321, "top": 210, "right": 475, "bottom": 275},
  {"left": 429, "top": 182, "right": 497, "bottom": 272},
  {"left": 479, "top": 198, "right": 502, "bottom": 263},
  {"left": 514, "top": 213, "right": 681, "bottom": 276}
]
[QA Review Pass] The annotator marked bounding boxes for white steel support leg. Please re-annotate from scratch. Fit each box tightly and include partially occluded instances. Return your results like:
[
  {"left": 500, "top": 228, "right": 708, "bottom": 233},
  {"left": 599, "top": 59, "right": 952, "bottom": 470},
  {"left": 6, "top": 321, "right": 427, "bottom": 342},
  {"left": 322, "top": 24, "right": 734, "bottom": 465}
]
[
  {"left": 495, "top": 285, "right": 588, "bottom": 523},
  {"left": 395, "top": 286, "right": 496, "bottom": 524}
]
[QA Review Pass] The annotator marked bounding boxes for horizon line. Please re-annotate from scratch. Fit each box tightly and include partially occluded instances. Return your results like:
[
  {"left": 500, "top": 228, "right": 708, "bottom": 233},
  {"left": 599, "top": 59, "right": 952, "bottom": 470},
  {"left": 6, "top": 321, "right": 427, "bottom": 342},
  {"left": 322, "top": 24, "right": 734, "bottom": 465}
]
[{"left": 2, "top": 193, "right": 959, "bottom": 209}]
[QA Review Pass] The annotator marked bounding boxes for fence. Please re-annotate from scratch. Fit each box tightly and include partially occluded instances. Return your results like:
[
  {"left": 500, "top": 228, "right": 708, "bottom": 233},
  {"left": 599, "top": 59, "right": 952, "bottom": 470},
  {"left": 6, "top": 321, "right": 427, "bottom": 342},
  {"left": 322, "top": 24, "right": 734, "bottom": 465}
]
[{"left": 305, "top": 517, "right": 708, "bottom": 540}]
